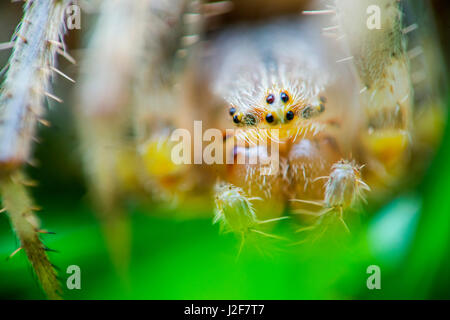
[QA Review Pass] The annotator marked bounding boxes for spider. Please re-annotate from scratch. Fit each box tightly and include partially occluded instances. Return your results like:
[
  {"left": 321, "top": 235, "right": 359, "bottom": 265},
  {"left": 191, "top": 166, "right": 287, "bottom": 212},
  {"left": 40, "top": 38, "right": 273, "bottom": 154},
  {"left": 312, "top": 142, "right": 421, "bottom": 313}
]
[{"left": 0, "top": 0, "right": 445, "bottom": 299}]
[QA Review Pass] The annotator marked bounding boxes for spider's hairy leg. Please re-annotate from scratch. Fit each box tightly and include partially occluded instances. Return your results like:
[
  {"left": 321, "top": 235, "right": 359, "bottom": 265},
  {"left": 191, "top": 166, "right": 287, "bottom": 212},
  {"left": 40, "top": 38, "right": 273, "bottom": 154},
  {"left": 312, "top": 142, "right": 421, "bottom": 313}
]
[
  {"left": 0, "top": 0, "right": 72, "bottom": 299},
  {"left": 212, "top": 132, "right": 289, "bottom": 246},
  {"left": 322, "top": 160, "right": 369, "bottom": 232},
  {"left": 0, "top": 0, "right": 70, "bottom": 170},
  {"left": 291, "top": 159, "right": 369, "bottom": 234},
  {"left": 403, "top": 1, "right": 447, "bottom": 174},
  {"left": 75, "top": 0, "right": 150, "bottom": 275},
  {"left": 288, "top": 137, "right": 340, "bottom": 223},
  {"left": 288, "top": 133, "right": 369, "bottom": 233},
  {"left": 332, "top": 0, "right": 413, "bottom": 185},
  {"left": 0, "top": 172, "right": 62, "bottom": 299},
  {"left": 214, "top": 182, "right": 258, "bottom": 234},
  {"left": 131, "top": 0, "right": 204, "bottom": 145},
  {"left": 128, "top": 0, "right": 214, "bottom": 214},
  {"left": 214, "top": 181, "right": 287, "bottom": 254},
  {"left": 226, "top": 139, "right": 286, "bottom": 223}
]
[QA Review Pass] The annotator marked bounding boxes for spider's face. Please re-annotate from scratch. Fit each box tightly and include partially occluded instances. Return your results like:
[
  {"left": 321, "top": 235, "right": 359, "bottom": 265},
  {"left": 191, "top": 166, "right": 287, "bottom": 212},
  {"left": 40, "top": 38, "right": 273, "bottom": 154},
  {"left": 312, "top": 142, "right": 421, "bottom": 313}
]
[{"left": 228, "top": 86, "right": 327, "bottom": 141}]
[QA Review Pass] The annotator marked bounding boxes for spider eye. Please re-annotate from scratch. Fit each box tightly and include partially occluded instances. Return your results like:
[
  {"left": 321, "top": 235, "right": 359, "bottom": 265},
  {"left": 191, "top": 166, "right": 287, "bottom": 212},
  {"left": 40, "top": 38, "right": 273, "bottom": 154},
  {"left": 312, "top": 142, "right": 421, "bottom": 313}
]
[
  {"left": 266, "top": 113, "right": 274, "bottom": 123},
  {"left": 229, "top": 107, "right": 236, "bottom": 116},
  {"left": 266, "top": 94, "right": 275, "bottom": 104},
  {"left": 280, "top": 92, "right": 289, "bottom": 103},
  {"left": 286, "top": 110, "right": 294, "bottom": 121},
  {"left": 233, "top": 114, "right": 241, "bottom": 124}
]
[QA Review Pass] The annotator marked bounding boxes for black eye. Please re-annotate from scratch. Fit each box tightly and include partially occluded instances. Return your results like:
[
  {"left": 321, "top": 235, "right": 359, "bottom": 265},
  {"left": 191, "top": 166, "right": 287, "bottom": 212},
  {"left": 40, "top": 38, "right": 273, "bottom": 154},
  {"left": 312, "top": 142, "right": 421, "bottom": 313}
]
[
  {"left": 280, "top": 92, "right": 289, "bottom": 103},
  {"left": 229, "top": 107, "right": 236, "bottom": 116},
  {"left": 266, "top": 94, "right": 275, "bottom": 104},
  {"left": 266, "top": 113, "right": 274, "bottom": 123},
  {"left": 233, "top": 115, "right": 240, "bottom": 124},
  {"left": 286, "top": 111, "right": 294, "bottom": 121}
]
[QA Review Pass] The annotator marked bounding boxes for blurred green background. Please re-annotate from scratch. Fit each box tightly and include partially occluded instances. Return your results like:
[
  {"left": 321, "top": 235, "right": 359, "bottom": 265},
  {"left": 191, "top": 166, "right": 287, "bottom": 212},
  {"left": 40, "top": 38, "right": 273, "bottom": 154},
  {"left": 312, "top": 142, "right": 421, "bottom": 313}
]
[{"left": 0, "top": 1, "right": 449, "bottom": 300}]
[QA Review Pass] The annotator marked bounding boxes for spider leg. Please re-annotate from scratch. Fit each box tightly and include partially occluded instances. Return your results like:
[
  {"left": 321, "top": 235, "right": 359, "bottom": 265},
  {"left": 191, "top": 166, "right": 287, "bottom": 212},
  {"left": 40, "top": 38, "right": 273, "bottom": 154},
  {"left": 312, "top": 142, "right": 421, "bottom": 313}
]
[
  {"left": 257, "top": 216, "right": 290, "bottom": 225},
  {"left": 288, "top": 136, "right": 341, "bottom": 223},
  {"left": 323, "top": 159, "right": 369, "bottom": 232},
  {"left": 289, "top": 199, "right": 325, "bottom": 207},
  {"left": 250, "top": 229, "right": 288, "bottom": 242},
  {"left": 215, "top": 181, "right": 286, "bottom": 253},
  {"left": 332, "top": 0, "right": 414, "bottom": 186},
  {"left": 338, "top": 206, "right": 350, "bottom": 234},
  {"left": 75, "top": 0, "right": 151, "bottom": 276},
  {"left": 235, "top": 233, "right": 246, "bottom": 262},
  {"left": 213, "top": 182, "right": 259, "bottom": 235},
  {"left": 225, "top": 142, "right": 287, "bottom": 223},
  {"left": 0, "top": 1, "right": 72, "bottom": 299},
  {"left": 295, "top": 225, "right": 318, "bottom": 234}
]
